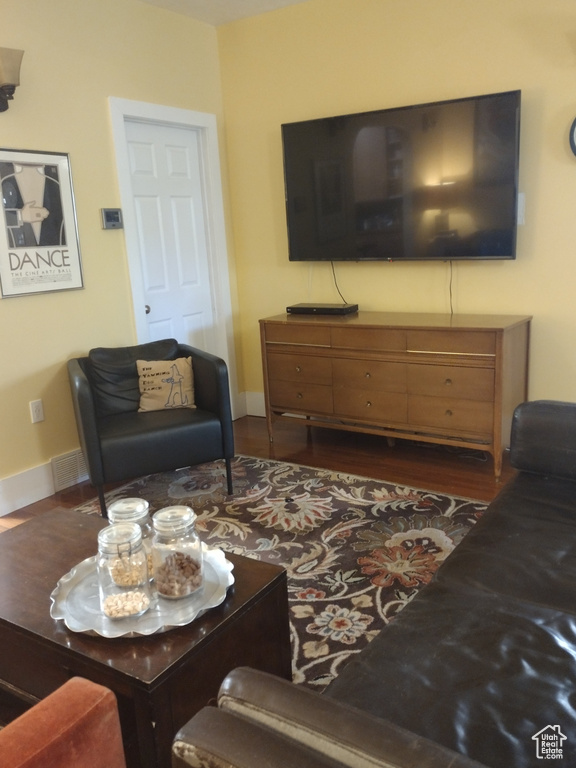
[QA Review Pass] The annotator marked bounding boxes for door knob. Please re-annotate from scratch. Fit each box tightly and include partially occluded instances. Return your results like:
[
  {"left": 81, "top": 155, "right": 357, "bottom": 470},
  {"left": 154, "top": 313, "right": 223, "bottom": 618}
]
[{"left": 145, "top": 305, "right": 151, "bottom": 314}]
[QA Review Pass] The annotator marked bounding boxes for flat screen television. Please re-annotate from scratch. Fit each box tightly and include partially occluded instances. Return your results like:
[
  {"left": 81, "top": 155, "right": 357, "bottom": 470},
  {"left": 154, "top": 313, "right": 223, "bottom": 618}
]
[{"left": 281, "top": 90, "right": 521, "bottom": 262}]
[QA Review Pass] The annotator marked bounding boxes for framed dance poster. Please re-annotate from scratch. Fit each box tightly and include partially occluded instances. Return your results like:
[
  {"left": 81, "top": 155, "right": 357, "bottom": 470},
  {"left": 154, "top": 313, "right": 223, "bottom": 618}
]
[{"left": 0, "top": 148, "right": 83, "bottom": 297}]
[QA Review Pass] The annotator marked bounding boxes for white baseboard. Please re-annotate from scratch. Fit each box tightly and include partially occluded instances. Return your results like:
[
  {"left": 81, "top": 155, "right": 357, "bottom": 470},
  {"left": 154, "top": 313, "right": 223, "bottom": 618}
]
[
  {"left": 0, "top": 393, "right": 266, "bottom": 516},
  {"left": 0, "top": 463, "right": 55, "bottom": 516},
  {"left": 245, "top": 391, "right": 266, "bottom": 417},
  {"left": 232, "top": 390, "right": 248, "bottom": 419},
  {"left": 0, "top": 449, "right": 89, "bottom": 516}
]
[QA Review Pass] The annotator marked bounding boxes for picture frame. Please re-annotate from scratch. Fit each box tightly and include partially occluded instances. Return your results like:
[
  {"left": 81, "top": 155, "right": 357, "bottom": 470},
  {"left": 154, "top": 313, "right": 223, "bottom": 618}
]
[{"left": 0, "top": 148, "right": 83, "bottom": 297}]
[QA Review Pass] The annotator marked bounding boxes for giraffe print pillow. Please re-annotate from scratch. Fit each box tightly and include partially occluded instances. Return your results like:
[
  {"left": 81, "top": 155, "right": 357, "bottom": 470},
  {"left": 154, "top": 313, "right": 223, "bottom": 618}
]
[{"left": 136, "top": 357, "right": 196, "bottom": 412}]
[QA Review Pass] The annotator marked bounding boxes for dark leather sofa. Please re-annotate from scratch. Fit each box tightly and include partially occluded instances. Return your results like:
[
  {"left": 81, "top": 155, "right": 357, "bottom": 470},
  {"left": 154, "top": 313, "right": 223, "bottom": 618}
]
[{"left": 172, "top": 400, "right": 576, "bottom": 768}]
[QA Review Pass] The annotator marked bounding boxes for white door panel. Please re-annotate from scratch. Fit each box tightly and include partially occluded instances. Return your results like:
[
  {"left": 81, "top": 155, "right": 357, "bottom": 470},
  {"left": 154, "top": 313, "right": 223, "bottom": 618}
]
[
  {"left": 109, "top": 98, "right": 240, "bottom": 418},
  {"left": 126, "top": 120, "right": 215, "bottom": 349}
]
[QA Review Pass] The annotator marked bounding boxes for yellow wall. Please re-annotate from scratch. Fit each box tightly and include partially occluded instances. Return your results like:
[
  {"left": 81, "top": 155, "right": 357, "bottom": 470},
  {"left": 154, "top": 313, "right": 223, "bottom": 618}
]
[
  {"left": 3, "top": 0, "right": 576, "bottom": 503},
  {"left": 218, "top": 0, "right": 576, "bottom": 398},
  {"left": 1, "top": 0, "right": 226, "bottom": 483}
]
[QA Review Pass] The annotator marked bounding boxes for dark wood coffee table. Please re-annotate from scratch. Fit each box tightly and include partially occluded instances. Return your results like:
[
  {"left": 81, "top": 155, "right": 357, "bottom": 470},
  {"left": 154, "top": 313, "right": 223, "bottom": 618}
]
[{"left": 0, "top": 509, "right": 292, "bottom": 768}]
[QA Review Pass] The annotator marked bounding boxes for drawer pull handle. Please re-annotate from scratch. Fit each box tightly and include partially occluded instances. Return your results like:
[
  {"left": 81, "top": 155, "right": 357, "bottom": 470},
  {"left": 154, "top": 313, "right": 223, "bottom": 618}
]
[
  {"left": 445, "top": 409, "right": 453, "bottom": 417},
  {"left": 365, "top": 372, "right": 371, "bottom": 378},
  {"left": 366, "top": 401, "right": 372, "bottom": 408},
  {"left": 296, "top": 366, "right": 302, "bottom": 373},
  {"left": 444, "top": 378, "right": 452, "bottom": 386},
  {"left": 297, "top": 392, "right": 303, "bottom": 399}
]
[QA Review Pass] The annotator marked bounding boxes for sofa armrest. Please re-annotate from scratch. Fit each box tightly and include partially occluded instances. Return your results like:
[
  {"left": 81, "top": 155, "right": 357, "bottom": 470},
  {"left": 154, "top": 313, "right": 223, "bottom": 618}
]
[
  {"left": 0, "top": 677, "right": 126, "bottom": 768},
  {"left": 173, "top": 707, "right": 343, "bottom": 768},
  {"left": 510, "top": 400, "right": 576, "bottom": 479},
  {"left": 216, "top": 668, "right": 488, "bottom": 768}
]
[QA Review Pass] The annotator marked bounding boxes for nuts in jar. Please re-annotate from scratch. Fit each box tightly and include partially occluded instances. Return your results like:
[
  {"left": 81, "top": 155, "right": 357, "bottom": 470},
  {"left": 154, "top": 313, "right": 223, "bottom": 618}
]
[
  {"left": 152, "top": 506, "right": 203, "bottom": 599},
  {"left": 107, "top": 498, "right": 153, "bottom": 578},
  {"left": 110, "top": 557, "right": 147, "bottom": 587},
  {"left": 97, "top": 522, "right": 152, "bottom": 619},
  {"left": 102, "top": 590, "right": 151, "bottom": 619},
  {"left": 154, "top": 551, "right": 202, "bottom": 598}
]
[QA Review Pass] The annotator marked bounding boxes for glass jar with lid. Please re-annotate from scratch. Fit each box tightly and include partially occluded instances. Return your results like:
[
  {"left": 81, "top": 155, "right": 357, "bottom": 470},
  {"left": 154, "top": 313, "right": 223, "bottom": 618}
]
[
  {"left": 107, "top": 498, "right": 153, "bottom": 574},
  {"left": 152, "top": 506, "right": 203, "bottom": 599},
  {"left": 97, "top": 522, "right": 152, "bottom": 619}
]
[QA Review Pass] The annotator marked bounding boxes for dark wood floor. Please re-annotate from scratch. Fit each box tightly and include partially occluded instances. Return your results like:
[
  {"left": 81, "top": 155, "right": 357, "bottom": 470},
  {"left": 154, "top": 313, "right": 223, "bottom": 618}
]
[{"left": 0, "top": 416, "right": 514, "bottom": 532}]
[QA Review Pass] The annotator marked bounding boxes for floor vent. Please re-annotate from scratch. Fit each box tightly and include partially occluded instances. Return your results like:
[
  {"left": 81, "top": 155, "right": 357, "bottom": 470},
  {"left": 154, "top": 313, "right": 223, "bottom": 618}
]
[{"left": 51, "top": 450, "right": 89, "bottom": 492}]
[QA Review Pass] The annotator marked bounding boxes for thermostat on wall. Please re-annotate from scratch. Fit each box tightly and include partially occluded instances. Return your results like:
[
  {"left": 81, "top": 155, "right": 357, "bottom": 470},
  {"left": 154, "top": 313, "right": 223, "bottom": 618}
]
[{"left": 101, "top": 208, "right": 123, "bottom": 229}]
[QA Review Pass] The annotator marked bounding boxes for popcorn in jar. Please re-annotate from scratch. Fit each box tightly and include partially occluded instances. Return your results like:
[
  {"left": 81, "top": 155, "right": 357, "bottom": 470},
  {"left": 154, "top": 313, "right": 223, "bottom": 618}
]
[
  {"left": 107, "top": 497, "right": 153, "bottom": 576},
  {"left": 152, "top": 506, "right": 203, "bottom": 599},
  {"left": 97, "top": 522, "right": 152, "bottom": 619}
]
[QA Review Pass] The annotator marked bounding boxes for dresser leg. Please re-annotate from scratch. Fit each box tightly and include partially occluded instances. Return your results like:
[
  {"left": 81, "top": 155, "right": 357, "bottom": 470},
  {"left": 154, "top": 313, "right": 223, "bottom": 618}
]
[{"left": 494, "top": 451, "right": 502, "bottom": 481}]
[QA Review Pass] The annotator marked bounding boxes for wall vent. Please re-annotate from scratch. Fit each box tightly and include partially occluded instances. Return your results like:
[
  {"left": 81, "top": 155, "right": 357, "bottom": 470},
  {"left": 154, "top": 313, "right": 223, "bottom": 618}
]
[{"left": 51, "top": 449, "right": 89, "bottom": 492}]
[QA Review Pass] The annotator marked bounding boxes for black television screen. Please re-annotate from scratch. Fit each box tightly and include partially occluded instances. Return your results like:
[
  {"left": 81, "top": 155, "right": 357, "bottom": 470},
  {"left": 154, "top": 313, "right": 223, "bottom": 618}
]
[{"left": 281, "top": 90, "right": 521, "bottom": 262}]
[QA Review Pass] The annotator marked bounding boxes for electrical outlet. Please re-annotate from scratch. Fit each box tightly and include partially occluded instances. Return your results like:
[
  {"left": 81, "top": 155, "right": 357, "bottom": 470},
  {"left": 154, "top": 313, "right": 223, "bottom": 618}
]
[{"left": 29, "top": 399, "right": 45, "bottom": 423}]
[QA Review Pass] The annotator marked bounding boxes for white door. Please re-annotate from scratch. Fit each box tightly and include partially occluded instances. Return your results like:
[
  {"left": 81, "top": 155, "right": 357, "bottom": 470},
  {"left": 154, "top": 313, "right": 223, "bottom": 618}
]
[
  {"left": 109, "top": 98, "right": 239, "bottom": 416},
  {"left": 125, "top": 119, "right": 214, "bottom": 347}
]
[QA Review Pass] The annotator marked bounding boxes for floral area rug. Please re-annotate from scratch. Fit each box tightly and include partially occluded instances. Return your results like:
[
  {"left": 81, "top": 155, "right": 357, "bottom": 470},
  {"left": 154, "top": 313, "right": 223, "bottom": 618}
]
[{"left": 76, "top": 455, "right": 487, "bottom": 690}]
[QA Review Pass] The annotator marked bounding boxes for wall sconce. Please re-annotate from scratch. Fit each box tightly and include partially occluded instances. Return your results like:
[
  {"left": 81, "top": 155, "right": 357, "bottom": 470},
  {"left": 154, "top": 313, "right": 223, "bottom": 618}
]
[{"left": 0, "top": 47, "right": 24, "bottom": 113}]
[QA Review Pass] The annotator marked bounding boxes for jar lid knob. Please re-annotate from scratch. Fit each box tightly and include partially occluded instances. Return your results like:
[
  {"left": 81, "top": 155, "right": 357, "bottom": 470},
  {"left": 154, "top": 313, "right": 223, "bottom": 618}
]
[
  {"left": 98, "top": 522, "right": 142, "bottom": 554},
  {"left": 153, "top": 505, "right": 196, "bottom": 534}
]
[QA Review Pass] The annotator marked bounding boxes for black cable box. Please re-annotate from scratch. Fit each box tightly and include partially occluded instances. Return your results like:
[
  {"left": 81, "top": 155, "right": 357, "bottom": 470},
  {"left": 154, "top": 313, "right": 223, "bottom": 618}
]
[{"left": 286, "top": 303, "right": 359, "bottom": 316}]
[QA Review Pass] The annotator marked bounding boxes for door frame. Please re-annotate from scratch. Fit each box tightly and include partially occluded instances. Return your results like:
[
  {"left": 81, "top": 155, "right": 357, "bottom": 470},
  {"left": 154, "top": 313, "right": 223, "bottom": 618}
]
[{"left": 109, "top": 97, "right": 239, "bottom": 416}]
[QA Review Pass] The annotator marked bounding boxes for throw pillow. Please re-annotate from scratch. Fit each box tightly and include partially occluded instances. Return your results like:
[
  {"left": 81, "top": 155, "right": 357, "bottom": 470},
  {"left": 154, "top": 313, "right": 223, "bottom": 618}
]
[{"left": 137, "top": 357, "right": 196, "bottom": 412}]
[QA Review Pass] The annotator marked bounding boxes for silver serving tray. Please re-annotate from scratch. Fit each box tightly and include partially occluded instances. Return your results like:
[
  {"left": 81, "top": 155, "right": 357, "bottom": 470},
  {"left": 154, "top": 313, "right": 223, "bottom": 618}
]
[{"left": 50, "top": 545, "right": 234, "bottom": 638}]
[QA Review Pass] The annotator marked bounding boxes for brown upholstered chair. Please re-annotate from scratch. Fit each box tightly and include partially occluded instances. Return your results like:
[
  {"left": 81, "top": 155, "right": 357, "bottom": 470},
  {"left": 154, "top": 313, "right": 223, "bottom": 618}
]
[{"left": 0, "top": 677, "right": 126, "bottom": 768}]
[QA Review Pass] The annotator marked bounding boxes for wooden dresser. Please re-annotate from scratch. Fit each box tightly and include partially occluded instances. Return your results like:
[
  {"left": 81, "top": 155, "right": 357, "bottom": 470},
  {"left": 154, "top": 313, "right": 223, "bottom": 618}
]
[{"left": 259, "top": 312, "right": 531, "bottom": 479}]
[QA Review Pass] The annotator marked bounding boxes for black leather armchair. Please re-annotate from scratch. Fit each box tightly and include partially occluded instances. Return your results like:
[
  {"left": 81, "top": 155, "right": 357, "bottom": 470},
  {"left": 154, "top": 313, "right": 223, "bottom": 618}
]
[{"left": 67, "top": 338, "right": 234, "bottom": 517}]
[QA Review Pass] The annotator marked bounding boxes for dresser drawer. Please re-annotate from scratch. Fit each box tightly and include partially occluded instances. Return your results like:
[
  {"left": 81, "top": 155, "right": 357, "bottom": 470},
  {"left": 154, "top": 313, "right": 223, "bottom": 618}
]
[
  {"left": 268, "top": 380, "right": 333, "bottom": 414},
  {"left": 266, "top": 324, "right": 331, "bottom": 346},
  {"left": 267, "top": 352, "right": 332, "bottom": 385},
  {"left": 407, "top": 330, "right": 496, "bottom": 356},
  {"left": 407, "top": 365, "right": 494, "bottom": 401},
  {"left": 409, "top": 395, "right": 493, "bottom": 435},
  {"left": 333, "top": 389, "right": 407, "bottom": 423},
  {"left": 261, "top": 312, "right": 531, "bottom": 480},
  {"left": 333, "top": 359, "right": 406, "bottom": 392},
  {"left": 331, "top": 327, "right": 406, "bottom": 352}
]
